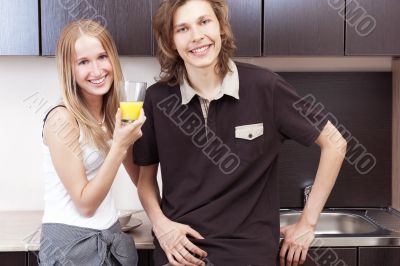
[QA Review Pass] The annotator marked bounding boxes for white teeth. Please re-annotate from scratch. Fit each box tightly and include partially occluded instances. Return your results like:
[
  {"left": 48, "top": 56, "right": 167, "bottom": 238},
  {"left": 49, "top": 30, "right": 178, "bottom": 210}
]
[
  {"left": 192, "top": 45, "right": 209, "bottom": 54},
  {"left": 89, "top": 76, "right": 106, "bottom": 84}
]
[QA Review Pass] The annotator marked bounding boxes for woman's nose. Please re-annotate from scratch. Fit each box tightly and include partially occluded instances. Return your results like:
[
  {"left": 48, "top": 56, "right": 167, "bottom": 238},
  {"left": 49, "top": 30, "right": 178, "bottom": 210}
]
[{"left": 91, "top": 62, "right": 102, "bottom": 77}]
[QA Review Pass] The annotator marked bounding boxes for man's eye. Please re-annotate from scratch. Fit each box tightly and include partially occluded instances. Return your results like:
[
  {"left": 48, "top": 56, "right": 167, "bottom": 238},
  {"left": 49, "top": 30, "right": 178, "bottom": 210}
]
[
  {"left": 177, "top": 27, "right": 187, "bottom": 33},
  {"left": 201, "top": 19, "right": 211, "bottom": 25}
]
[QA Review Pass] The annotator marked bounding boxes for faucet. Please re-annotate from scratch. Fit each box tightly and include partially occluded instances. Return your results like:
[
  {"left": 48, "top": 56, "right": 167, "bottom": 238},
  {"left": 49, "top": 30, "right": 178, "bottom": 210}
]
[{"left": 303, "top": 185, "right": 313, "bottom": 206}]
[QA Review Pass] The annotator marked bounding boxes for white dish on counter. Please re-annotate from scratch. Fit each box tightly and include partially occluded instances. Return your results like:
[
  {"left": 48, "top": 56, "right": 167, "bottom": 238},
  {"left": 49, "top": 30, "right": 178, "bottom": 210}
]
[{"left": 121, "top": 217, "right": 142, "bottom": 232}]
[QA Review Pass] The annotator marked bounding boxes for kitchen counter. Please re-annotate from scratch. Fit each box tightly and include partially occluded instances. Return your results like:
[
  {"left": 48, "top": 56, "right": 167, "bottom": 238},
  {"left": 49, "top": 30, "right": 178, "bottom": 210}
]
[
  {"left": 1, "top": 209, "right": 400, "bottom": 252},
  {"left": 0, "top": 210, "right": 154, "bottom": 252}
]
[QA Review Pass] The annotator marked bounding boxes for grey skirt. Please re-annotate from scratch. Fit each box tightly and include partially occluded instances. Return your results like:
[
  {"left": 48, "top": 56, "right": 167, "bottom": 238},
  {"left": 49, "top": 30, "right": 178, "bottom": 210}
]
[{"left": 39, "top": 221, "right": 138, "bottom": 266}]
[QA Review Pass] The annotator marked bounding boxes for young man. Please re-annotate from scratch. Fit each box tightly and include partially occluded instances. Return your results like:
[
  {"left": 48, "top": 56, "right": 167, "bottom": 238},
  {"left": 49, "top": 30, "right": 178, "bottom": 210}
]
[{"left": 134, "top": 0, "right": 346, "bottom": 265}]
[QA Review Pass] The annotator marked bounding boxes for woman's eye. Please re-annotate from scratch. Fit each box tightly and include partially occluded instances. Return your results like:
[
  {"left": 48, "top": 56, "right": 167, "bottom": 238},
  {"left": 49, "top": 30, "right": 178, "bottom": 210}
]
[
  {"left": 99, "top": 54, "right": 108, "bottom": 60},
  {"left": 78, "top": 60, "right": 88, "bottom": 65},
  {"left": 201, "top": 19, "right": 210, "bottom": 25},
  {"left": 177, "top": 27, "right": 187, "bottom": 33}
]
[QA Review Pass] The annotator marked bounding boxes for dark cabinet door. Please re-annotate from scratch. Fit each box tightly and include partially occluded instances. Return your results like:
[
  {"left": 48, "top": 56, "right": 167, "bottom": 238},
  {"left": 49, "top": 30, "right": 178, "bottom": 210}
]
[
  {"left": 303, "top": 248, "right": 357, "bottom": 266},
  {"left": 264, "top": 0, "right": 344, "bottom": 56},
  {"left": 151, "top": 0, "right": 160, "bottom": 56},
  {"left": 150, "top": 0, "right": 262, "bottom": 57},
  {"left": 346, "top": 0, "right": 400, "bottom": 55},
  {"left": 138, "top": 249, "right": 154, "bottom": 266},
  {"left": 0, "top": 0, "right": 39, "bottom": 55},
  {"left": 226, "top": 0, "right": 262, "bottom": 56},
  {"left": 0, "top": 252, "right": 26, "bottom": 266},
  {"left": 27, "top": 251, "right": 39, "bottom": 266},
  {"left": 359, "top": 247, "right": 400, "bottom": 266},
  {"left": 28, "top": 250, "right": 152, "bottom": 266},
  {"left": 41, "top": 0, "right": 152, "bottom": 56}
]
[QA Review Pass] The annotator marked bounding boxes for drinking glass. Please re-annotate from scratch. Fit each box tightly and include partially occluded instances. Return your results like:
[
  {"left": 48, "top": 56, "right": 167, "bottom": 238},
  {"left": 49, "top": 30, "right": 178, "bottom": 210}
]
[{"left": 120, "top": 81, "right": 146, "bottom": 122}]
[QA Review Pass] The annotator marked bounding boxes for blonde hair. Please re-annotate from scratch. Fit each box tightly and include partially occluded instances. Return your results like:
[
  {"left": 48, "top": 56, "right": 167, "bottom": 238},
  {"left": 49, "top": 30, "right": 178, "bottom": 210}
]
[
  {"left": 153, "top": 0, "right": 236, "bottom": 86},
  {"left": 56, "top": 19, "right": 123, "bottom": 154}
]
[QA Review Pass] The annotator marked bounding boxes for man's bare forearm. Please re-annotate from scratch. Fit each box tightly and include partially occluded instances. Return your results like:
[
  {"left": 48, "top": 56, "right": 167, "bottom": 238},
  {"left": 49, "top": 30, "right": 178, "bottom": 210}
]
[
  {"left": 301, "top": 122, "right": 347, "bottom": 226},
  {"left": 137, "top": 164, "right": 167, "bottom": 225}
]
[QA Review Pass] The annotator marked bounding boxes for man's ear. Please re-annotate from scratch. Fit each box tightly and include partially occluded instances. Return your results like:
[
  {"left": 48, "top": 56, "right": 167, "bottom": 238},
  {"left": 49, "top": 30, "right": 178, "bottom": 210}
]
[{"left": 220, "top": 26, "right": 226, "bottom": 37}]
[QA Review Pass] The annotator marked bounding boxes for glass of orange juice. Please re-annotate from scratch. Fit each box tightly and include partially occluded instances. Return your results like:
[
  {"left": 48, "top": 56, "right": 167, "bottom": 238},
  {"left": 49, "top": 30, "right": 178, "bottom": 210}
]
[{"left": 120, "top": 81, "right": 146, "bottom": 122}]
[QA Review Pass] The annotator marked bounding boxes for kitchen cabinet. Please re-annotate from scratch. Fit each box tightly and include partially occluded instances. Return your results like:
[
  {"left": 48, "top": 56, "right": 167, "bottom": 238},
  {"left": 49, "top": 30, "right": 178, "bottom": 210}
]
[
  {"left": 303, "top": 248, "right": 357, "bottom": 266},
  {"left": 0, "top": 250, "right": 152, "bottom": 266},
  {"left": 138, "top": 250, "right": 154, "bottom": 266},
  {"left": 359, "top": 247, "right": 400, "bottom": 266},
  {"left": 27, "top": 251, "right": 38, "bottom": 266},
  {"left": 0, "top": 0, "right": 39, "bottom": 55},
  {"left": 41, "top": 0, "right": 152, "bottom": 56},
  {"left": 0, "top": 252, "right": 26, "bottom": 266},
  {"left": 226, "top": 0, "right": 262, "bottom": 56},
  {"left": 150, "top": 0, "right": 160, "bottom": 56},
  {"left": 346, "top": 0, "right": 400, "bottom": 55},
  {"left": 264, "top": 0, "right": 344, "bottom": 55},
  {"left": 4, "top": 0, "right": 400, "bottom": 57},
  {"left": 27, "top": 250, "right": 153, "bottom": 266}
]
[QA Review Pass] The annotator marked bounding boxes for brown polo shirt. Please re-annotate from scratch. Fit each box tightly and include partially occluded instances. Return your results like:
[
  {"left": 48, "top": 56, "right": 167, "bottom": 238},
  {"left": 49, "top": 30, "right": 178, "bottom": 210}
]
[
  {"left": 181, "top": 60, "right": 239, "bottom": 138},
  {"left": 134, "top": 62, "right": 327, "bottom": 266}
]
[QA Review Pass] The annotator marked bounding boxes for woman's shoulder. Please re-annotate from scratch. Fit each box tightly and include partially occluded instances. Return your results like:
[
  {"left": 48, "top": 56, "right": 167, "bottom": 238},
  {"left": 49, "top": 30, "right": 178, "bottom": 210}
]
[
  {"left": 43, "top": 104, "right": 79, "bottom": 143},
  {"left": 44, "top": 104, "right": 75, "bottom": 124}
]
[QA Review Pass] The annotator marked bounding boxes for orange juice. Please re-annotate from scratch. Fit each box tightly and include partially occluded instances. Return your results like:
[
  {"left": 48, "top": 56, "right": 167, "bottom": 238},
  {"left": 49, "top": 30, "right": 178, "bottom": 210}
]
[{"left": 120, "top": 101, "right": 143, "bottom": 122}]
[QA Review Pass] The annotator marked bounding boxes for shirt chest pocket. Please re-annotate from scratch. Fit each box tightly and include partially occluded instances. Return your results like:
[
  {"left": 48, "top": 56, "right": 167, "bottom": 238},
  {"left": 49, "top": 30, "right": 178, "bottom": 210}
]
[{"left": 234, "top": 123, "right": 264, "bottom": 163}]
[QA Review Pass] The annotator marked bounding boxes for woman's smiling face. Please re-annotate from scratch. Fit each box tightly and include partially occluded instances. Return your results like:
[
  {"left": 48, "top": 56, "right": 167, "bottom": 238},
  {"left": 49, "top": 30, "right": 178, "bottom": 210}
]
[{"left": 73, "top": 34, "right": 114, "bottom": 101}]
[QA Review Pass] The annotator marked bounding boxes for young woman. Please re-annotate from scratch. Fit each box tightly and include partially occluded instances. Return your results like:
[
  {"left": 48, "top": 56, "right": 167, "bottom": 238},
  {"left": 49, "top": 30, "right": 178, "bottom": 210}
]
[
  {"left": 134, "top": 0, "right": 346, "bottom": 265},
  {"left": 39, "top": 20, "right": 145, "bottom": 265}
]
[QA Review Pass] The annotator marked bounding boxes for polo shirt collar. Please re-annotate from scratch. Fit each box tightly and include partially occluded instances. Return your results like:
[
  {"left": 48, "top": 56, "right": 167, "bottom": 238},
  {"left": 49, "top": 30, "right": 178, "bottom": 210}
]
[{"left": 180, "top": 60, "right": 239, "bottom": 105}]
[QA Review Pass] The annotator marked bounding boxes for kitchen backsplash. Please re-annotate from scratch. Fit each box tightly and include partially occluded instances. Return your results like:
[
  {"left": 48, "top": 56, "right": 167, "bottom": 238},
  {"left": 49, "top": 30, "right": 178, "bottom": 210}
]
[{"left": 278, "top": 72, "right": 392, "bottom": 208}]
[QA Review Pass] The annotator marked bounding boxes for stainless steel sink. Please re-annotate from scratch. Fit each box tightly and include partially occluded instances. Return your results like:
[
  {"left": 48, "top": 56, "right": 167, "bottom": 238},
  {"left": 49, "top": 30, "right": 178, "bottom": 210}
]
[
  {"left": 280, "top": 212, "right": 379, "bottom": 235},
  {"left": 279, "top": 208, "right": 400, "bottom": 246}
]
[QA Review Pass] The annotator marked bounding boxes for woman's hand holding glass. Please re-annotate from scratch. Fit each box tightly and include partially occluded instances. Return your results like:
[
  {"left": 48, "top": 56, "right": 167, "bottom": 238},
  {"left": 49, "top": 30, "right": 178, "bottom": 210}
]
[{"left": 112, "top": 108, "right": 146, "bottom": 151}]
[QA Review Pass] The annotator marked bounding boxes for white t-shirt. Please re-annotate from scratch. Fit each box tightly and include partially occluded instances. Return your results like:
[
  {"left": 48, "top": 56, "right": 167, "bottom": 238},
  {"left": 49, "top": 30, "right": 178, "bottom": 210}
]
[{"left": 42, "top": 130, "right": 118, "bottom": 230}]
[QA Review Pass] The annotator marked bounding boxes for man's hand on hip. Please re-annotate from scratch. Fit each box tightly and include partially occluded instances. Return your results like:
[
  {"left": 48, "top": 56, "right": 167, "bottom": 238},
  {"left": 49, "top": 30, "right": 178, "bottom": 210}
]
[{"left": 153, "top": 218, "right": 208, "bottom": 266}]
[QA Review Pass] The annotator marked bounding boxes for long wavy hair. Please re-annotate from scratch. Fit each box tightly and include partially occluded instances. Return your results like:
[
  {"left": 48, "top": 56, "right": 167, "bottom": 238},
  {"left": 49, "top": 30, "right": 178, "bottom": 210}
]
[
  {"left": 56, "top": 19, "right": 123, "bottom": 154},
  {"left": 153, "top": 0, "right": 236, "bottom": 86}
]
